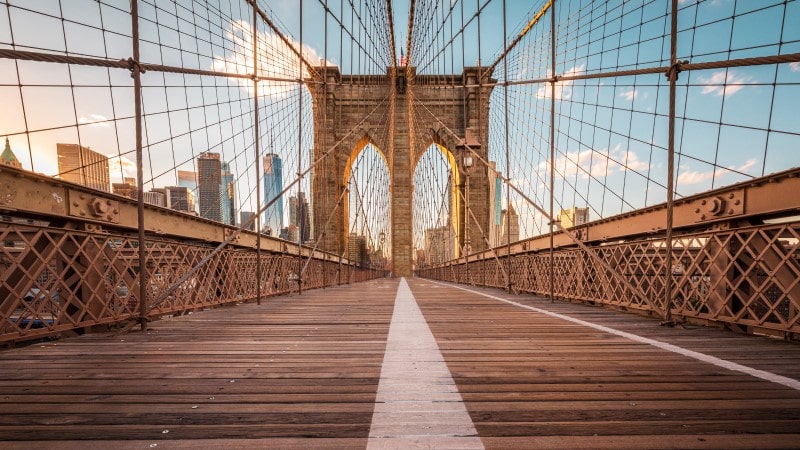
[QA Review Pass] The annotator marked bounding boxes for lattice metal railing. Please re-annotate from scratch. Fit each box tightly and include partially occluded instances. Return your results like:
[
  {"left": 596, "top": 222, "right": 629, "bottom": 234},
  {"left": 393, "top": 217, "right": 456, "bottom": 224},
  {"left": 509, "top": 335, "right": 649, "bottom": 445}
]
[
  {"left": 419, "top": 218, "right": 800, "bottom": 338},
  {"left": 0, "top": 213, "right": 382, "bottom": 344}
]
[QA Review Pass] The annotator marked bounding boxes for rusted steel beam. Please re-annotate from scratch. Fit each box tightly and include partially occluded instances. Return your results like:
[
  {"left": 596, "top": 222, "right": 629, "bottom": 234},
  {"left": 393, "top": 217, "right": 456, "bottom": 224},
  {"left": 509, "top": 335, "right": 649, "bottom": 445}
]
[
  {"left": 463, "top": 167, "right": 800, "bottom": 262},
  {"left": 0, "top": 166, "right": 350, "bottom": 265}
]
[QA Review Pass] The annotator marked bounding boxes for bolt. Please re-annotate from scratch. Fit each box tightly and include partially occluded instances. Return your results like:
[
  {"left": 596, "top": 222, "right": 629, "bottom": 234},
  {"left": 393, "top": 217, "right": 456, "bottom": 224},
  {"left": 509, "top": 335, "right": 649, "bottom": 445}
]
[
  {"left": 734, "top": 200, "right": 740, "bottom": 205},
  {"left": 700, "top": 214, "right": 706, "bottom": 220},
  {"left": 695, "top": 208, "right": 700, "bottom": 213},
  {"left": 701, "top": 200, "right": 707, "bottom": 205},
  {"left": 729, "top": 193, "right": 735, "bottom": 199},
  {"left": 72, "top": 201, "right": 79, "bottom": 206},
  {"left": 728, "top": 209, "right": 734, "bottom": 214},
  {"left": 79, "top": 194, "right": 85, "bottom": 200},
  {"left": 80, "top": 210, "right": 86, "bottom": 216}
]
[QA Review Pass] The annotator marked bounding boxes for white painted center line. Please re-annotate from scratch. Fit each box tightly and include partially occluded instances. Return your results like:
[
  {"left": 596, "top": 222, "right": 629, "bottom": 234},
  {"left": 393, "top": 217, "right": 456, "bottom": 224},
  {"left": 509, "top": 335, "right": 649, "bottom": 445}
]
[
  {"left": 430, "top": 280, "right": 800, "bottom": 391},
  {"left": 367, "top": 278, "right": 484, "bottom": 449}
]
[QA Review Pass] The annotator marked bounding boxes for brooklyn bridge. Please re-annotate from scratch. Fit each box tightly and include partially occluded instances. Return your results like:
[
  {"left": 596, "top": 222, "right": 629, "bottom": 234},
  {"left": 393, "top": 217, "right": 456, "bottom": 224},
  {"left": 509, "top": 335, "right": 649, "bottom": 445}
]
[{"left": 1, "top": 0, "right": 799, "bottom": 448}]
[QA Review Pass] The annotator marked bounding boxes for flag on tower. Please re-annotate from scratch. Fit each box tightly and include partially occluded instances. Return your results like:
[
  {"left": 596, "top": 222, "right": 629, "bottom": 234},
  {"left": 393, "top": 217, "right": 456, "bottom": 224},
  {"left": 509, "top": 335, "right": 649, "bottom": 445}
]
[{"left": 399, "top": 48, "right": 406, "bottom": 66}]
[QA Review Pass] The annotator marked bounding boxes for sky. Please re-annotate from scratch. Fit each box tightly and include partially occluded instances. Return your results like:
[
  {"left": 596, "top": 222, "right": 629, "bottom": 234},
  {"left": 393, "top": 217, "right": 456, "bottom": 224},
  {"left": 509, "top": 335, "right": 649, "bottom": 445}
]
[{"left": 0, "top": 0, "right": 798, "bottom": 254}]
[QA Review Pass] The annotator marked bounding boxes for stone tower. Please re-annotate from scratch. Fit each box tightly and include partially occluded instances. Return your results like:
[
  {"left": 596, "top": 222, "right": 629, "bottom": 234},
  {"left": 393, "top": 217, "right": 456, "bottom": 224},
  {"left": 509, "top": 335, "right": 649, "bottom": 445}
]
[{"left": 308, "top": 66, "right": 495, "bottom": 277}]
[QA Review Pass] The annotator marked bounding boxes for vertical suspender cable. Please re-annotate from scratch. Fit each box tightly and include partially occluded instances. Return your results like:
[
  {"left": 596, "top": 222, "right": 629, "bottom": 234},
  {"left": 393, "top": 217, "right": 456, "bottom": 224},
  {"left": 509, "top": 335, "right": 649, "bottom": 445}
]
[
  {"left": 664, "top": 0, "right": 679, "bottom": 323},
  {"left": 323, "top": 0, "right": 329, "bottom": 286},
  {"left": 549, "top": 0, "right": 556, "bottom": 303},
  {"left": 252, "top": 1, "right": 262, "bottom": 305},
  {"left": 298, "top": 0, "right": 304, "bottom": 294},
  {"left": 131, "top": 0, "right": 148, "bottom": 329},
  {"left": 503, "top": 0, "right": 511, "bottom": 292}
]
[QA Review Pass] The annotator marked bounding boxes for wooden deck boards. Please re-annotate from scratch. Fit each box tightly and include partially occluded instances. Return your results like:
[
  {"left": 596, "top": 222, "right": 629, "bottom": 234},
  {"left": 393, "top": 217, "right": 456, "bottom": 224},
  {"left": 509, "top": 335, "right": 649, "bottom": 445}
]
[
  {"left": 0, "top": 277, "right": 799, "bottom": 448},
  {"left": 408, "top": 279, "right": 800, "bottom": 448}
]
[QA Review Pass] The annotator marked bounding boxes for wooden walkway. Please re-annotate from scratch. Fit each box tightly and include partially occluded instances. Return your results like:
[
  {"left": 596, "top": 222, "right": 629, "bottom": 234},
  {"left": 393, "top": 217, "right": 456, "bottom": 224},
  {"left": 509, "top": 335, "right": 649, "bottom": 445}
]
[{"left": 1, "top": 277, "right": 800, "bottom": 449}]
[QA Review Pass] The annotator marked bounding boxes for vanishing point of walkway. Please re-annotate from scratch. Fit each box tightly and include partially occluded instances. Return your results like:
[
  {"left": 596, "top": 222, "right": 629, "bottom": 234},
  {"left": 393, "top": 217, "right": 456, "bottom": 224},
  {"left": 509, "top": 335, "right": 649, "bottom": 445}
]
[{"left": 2, "top": 278, "right": 800, "bottom": 449}]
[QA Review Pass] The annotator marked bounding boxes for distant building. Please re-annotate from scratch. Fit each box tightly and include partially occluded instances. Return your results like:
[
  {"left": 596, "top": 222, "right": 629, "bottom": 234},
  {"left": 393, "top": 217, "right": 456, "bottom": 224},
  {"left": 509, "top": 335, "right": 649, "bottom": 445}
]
[
  {"left": 289, "top": 191, "right": 311, "bottom": 243},
  {"left": 56, "top": 143, "right": 110, "bottom": 192},
  {"left": 240, "top": 211, "right": 255, "bottom": 231},
  {"left": 112, "top": 177, "right": 137, "bottom": 199},
  {"left": 143, "top": 190, "right": 165, "bottom": 207},
  {"left": 486, "top": 161, "right": 503, "bottom": 247},
  {"left": 559, "top": 206, "right": 589, "bottom": 228},
  {"left": 425, "top": 225, "right": 455, "bottom": 266},
  {"left": 0, "top": 138, "right": 22, "bottom": 169},
  {"left": 165, "top": 186, "right": 195, "bottom": 213},
  {"left": 263, "top": 154, "right": 283, "bottom": 236},
  {"left": 347, "top": 233, "right": 367, "bottom": 264},
  {"left": 500, "top": 204, "right": 519, "bottom": 245},
  {"left": 221, "top": 162, "right": 235, "bottom": 225},
  {"left": 197, "top": 152, "right": 222, "bottom": 221}
]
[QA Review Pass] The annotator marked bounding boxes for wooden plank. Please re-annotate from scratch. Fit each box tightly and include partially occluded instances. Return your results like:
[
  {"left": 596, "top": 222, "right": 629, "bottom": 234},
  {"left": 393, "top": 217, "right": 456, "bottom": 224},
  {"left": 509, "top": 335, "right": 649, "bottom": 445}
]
[{"left": 407, "top": 279, "right": 800, "bottom": 446}]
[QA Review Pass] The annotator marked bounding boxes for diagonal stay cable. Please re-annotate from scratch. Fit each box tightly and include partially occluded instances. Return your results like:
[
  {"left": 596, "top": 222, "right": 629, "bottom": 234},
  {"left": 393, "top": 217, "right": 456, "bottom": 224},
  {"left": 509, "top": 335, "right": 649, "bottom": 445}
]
[
  {"left": 148, "top": 93, "right": 392, "bottom": 312},
  {"left": 409, "top": 89, "right": 661, "bottom": 315}
]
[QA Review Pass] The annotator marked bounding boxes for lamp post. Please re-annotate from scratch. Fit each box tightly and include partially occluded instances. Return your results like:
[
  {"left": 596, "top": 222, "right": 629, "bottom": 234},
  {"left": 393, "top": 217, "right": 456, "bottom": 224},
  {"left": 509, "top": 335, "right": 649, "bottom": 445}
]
[
  {"left": 379, "top": 230, "right": 386, "bottom": 272},
  {"left": 462, "top": 152, "right": 473, "bottom": 258}
]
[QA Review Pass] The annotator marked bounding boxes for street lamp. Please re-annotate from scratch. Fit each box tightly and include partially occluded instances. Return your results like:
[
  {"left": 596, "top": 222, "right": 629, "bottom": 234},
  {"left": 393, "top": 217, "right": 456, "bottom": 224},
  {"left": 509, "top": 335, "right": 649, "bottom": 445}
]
[
  {"left": 462, "top": 151, "right": 473, "bottom": 256},
  {"left": 379, "top": 231, "right": 386, "bottom": 270}
]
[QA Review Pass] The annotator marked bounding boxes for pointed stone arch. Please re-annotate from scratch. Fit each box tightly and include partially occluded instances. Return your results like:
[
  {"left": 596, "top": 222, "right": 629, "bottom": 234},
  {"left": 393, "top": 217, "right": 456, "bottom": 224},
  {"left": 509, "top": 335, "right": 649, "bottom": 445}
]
[{"left": 308, "top": 65, "right": 494, "bottom": 276}]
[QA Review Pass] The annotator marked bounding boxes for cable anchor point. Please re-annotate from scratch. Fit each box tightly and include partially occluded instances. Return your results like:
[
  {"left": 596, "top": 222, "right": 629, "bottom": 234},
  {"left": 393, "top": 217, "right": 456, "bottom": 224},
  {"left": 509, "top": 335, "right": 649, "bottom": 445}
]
[{"left": 124, "top": 57, "right": 146, "bottom": 78}]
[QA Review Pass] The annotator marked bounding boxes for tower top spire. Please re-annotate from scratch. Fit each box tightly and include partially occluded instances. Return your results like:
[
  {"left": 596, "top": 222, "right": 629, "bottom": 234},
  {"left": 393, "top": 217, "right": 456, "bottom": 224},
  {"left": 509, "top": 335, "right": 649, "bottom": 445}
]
[{"left": 0, "top": 137, "right": 22, "bottom": 169}]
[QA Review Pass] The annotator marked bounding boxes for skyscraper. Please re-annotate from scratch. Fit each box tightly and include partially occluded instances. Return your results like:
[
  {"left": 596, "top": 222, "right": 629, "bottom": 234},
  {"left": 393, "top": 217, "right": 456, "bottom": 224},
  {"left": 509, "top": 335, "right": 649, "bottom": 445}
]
[
  {"left": 197, "top": 152, "right": 222, "bottom": 222},
  {"left": 263, "top": 154, "right": 283, "bottom": 235},
  {"left": 221, "top": 162, "right": 235, "bottom": 225},
  {"left": 500, "top": 204, "right": 520, "bottom": 245},
  {"left": 289, "top": 191, "right": 311, "bottom": 243},
  {"left": 240, "top": 211, "right": 255, "bottom": 231},
  {"left": 165, "top": 186, "right": 195, "bottom": 213},
  {"left": 559, "top": 207, "right": 589, "bottom": 228},
  {"left": 1, "top": 138, "right": 22, "bottom": 169},
  {"left": 177, "top": 170, "right": 198, "bottom": 213},
  {"left": 56, "top": 143, "right": 110, "bottom": 192}
]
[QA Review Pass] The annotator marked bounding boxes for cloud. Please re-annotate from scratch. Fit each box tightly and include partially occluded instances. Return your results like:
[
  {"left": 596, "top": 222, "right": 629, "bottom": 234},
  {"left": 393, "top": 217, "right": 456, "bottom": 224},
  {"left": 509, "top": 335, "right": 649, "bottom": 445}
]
[
  {"left": 790, "top": 62, "right": 800, "bottom": 72},
  {"left": 619, "top": 89, "right": 644, "bottom": 102},
  {"left": 536, "top": 65, "right": 585, "bottom": 100},
  {"left": 107, "top": 155, "right": 137, "bottom": 181},
  {"left": 78, "top": 114, "right": 111, "bottom": 128},
  {"left": 697, "top": 70, "right": 750, "bottom": 97},
  {"left": 211, "top": 20, "right": 331, "bottom": 96},
  {"left": 678, "top": 159, "right": 756, "bottom": 185},
  {"left": 542, "top": 143, "right": 648, "bottom": 180}
]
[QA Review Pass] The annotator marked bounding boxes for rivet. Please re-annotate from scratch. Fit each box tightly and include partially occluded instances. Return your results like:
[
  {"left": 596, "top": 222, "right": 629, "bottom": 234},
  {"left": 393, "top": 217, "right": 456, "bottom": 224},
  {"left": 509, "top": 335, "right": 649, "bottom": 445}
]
[
  {"left": 79, "top": 194, "right": 85, "bottom": 200},
  {"left": 72, "top": 201, "right": 79, "bottom": 206},
  {"left": 700, "top": 200, "right": 706, "bottom": 205},
  {"left": 734, "top": 200, "right": 741, "bottom": 205},
  {"left": 80, "top": 210, "right": 86, "bottom": 216},
  {"left": 700, "top": 214, "right": 706, "bottom": 220},
  {"left": 728, "top": 209, "right": 734, "bottom": 214},
  {"left": 694, "top": 208, "right": 700, "bottom": 213},
  {"left": 728, "top": 193, "right": 735, "bottom": 199}
]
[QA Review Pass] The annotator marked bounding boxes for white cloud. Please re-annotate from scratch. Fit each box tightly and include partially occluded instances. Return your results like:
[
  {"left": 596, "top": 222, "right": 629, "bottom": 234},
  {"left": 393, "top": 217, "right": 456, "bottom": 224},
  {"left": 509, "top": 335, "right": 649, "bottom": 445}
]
[
  {"left": 541, "top": 143, "right": 648, "bottom": 180},
  {"left": 619, "top": 88, "right": 644, "bottom": 102},
  {"left": 211, "top": 20, "right": 331, "bottom": 96},
  {"left": 536, "top": 65, "right": 585, "bottom": 100},
  {"left": 678, "top": 159, "right": 756, "bottom": 185},
  {"left": 697, "top": 70, "right": 750, "bottom": 97},
  {"left": 78, "top": 114, "right": 111, "bottom": 128},
  {"left": 790, "top": 62, "right": 800, "bottom": 72},
  {"left": 107, "top": 155, "right": 137, "bottom": 181}
]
